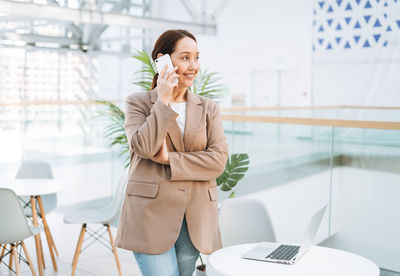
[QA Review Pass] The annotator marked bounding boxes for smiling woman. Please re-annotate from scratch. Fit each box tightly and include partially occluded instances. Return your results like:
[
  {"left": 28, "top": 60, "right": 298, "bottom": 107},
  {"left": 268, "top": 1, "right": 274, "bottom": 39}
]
[{"left": 114, "top": 29, "right": 229, "bottom": 276}]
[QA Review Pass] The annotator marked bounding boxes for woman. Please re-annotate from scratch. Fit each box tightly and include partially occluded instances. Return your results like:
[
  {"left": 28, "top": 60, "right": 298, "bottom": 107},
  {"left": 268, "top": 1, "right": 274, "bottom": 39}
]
[{"left": 115, "top": 29, "right": 229, "bottom": 276}]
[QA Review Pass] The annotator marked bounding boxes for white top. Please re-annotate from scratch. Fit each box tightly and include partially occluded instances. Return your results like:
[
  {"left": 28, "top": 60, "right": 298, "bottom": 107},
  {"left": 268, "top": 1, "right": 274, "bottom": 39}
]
[
  {"left": 207, "top": 243, "right": 379, "bottom": 276},
  {"left": 169, "top": 101, "right": 187, "bottom": 137},
  {"left": 0, "top": 179, "right": 67, "bottom": 196}
]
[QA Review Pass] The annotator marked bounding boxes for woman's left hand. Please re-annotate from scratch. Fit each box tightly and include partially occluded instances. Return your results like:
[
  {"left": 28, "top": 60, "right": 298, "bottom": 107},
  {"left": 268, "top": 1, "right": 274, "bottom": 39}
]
[{"left": 151, "top": 139, "right": 169, "bottom": 165}]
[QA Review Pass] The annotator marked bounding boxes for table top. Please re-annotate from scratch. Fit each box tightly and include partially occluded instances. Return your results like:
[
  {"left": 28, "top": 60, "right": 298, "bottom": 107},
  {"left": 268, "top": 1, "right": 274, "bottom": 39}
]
[
  {"left": 0, "top": 178, "right": 67, "bottom": 196},
  {"left": 207, "top": 243, "right": 379, "bottom": 276}
]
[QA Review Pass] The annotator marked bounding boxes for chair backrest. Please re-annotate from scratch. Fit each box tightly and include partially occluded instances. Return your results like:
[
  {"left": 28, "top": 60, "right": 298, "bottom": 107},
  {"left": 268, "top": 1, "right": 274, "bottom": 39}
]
[
  {"left": 0, "top": 188, "right": 33, "bottom": 244},
  {"left": 16, "top": 160, "right": 54, "bottom": 179},
  {"left": 219, "top": 197, "right": 276, "bottom": 247},
  {"left": 15, "top": 160, "right": 57, "bottom": 214},
  {"left": 107, "top": 168, "right": 129, "bottom": 226}
]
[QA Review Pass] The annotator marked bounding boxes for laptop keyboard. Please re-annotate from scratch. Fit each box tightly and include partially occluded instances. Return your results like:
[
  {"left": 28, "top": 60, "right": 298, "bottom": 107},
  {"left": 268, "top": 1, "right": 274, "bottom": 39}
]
[{"left": 265, "top": 245, "right": 300, "bottom": 261}]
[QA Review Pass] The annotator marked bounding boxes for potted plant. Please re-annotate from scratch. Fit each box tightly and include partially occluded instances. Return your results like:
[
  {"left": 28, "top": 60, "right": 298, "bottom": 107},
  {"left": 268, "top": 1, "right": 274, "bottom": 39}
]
[{"left": 97, "top": 50, "right": 250, "bottom": 275}]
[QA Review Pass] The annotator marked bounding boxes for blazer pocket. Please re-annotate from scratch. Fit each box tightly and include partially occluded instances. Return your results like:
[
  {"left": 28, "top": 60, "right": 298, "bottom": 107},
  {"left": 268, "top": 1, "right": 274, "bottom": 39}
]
[
  {"left": 208, "top": 186, "right": 218, "bottom": 201},
  {"left": 127, "top": 182, "right": 159, "bottom": 198}
]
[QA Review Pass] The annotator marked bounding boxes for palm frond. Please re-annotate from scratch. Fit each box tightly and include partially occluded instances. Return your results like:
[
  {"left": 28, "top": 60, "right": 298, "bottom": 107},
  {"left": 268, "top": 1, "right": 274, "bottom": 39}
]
[
  {"left": 192, "top": 69, "right": 227, "bottom": 100},
  {"left": 132, "top": 50, "right": 156, "bottom": 91}
]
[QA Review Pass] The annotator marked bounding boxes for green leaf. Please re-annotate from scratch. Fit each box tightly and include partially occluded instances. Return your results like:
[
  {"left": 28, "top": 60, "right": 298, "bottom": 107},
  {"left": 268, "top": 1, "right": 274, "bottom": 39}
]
[{"left": 216, "top": 153, "right": 250, "bottom": 194}]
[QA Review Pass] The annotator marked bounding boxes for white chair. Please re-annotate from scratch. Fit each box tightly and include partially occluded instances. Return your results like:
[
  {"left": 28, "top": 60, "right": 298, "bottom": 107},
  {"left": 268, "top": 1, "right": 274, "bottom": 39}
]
[
  {"left": 219, "top": 197, "right": 276, "bottom": 247},
  {"left": 15, "top": 160, "right": 58, "bottom": 216},
  {"left": 63, "top": 169, "right": 128, "bottom": 276},
  {"left": 0, "top": 188, "right": 40, "bottom": 276}
]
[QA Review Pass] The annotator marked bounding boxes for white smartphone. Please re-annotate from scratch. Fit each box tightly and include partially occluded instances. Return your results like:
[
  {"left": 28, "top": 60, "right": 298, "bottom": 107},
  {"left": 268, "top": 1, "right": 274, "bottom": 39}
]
[{"left": 155, "top": 54, "right": 178, "bottom": 83}]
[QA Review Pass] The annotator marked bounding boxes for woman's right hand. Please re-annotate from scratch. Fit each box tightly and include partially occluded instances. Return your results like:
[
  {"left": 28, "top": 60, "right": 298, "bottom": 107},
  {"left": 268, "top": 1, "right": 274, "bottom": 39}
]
[{"left": 157, "top": 64, "right": 179, "bottom": 105}]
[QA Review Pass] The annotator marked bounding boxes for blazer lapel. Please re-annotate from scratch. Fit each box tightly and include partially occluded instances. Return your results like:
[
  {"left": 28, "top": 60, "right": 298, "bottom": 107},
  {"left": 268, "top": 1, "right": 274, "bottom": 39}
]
[
  {"left": 150, "top": 88, "right": 184, "bottom": 152},
  {"left": 183, "top": 90, "right": 203, "bottom": 151}
]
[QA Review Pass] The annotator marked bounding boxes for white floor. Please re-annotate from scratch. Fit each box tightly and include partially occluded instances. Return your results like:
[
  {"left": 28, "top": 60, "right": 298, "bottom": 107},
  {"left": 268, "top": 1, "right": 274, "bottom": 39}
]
[{"left": 1, "top": 212, "right": 141, "bottom": 276}]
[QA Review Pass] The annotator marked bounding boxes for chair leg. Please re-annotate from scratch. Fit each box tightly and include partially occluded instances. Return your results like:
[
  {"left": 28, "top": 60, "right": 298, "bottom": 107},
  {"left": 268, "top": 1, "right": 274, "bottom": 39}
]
[
  {"left": 21, "top": 240, "right": 38, "bottom": 276},
  {"left": 12, "top": 244, "right": 21, "bottom": 276},
  {"left": 38, "top": 231, "right": 46, "bottom": 269},
  {"left": 30, "top": 196, "right": 44, "bottom": 276},
  {"left": 49, "top": 229, "right": 59, "bottom": 256},
  {"left": 9, "top": 244, "right": 13, "bottom": 270},
  {"left": 106, "top": 225, "right": 122, "bottom": 276},
  {"left": 71, "top": 224, "right": 86, "bottom": 276},
  {"left": 0, "top": 244, "right": 6, "bottom": 261},
  {"left": 37, "top": 196, "right": 57, "bottom": 271}
]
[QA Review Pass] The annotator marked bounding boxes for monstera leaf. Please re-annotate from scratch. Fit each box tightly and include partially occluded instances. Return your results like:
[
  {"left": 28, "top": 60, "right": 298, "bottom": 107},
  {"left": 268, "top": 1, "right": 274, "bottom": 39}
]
[{"left": 217, "top": 153, "right": 250, "bottom": 198}]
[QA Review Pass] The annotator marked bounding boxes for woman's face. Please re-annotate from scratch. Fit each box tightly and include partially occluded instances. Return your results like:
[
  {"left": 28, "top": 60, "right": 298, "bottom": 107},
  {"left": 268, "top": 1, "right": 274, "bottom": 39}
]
[{"left": 170, "top": 37, "right": 200, "bottom": 88}]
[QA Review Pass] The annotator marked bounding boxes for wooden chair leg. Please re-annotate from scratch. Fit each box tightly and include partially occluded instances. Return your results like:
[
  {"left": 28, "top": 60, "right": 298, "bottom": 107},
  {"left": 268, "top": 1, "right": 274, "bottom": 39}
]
[
  {"left": 71, "top": 224, "right": 86, "bottom": 276},
  {"left": 21, "top": 240, "right": 38, "bottom": 276},
  {"left": 12, "top": 244, "right": 21, "bottom": 276},
  {"left": 107, "top": 225, "right": 122, "bottom": 276},
  {"left": 9, "top": 244, "right": 13, "bottom": 270},
  {"left": 0, "top": 244, "right": 6, "bottom": 261},
  {"left": 37, "top": 196, "right": 57, "bottom": 271},
  {"left": 38, "top": 230, "right": 46, "bottom": 269},
  {"left": 48, "top": 229, "right": 59, "bottom": 256},
  {"left": 31, "top": 196, "right": 44, "bottom": 276}
]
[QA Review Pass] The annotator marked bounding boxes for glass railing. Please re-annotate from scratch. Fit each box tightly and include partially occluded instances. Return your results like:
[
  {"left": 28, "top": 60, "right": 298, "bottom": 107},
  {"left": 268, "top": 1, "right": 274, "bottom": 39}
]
[
  {"left": 0, "top": 100, "right": 125, "bottom": 207},
  {"left": 221, "top": 107, "right": 400, "bottom": 273}
]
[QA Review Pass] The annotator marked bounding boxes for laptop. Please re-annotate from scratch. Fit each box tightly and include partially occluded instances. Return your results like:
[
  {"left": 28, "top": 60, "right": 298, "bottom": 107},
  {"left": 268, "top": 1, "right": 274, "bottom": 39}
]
[{"left": 242, "top": 205, "right": 327, "bottom": 265}]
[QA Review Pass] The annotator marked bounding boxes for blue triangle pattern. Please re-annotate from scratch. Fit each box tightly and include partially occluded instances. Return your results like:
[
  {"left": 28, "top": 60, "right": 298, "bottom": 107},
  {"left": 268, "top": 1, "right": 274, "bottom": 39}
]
[
  {"left": 345, "top": 17, "right": 351, "bottom": 25},
  {"left": 319, "top": 1, "right": 325, "bottom": 9},
  {"left": 373, "top": 34, "right": 381, "bottom": 42},
  {"left": 354, "top": 21, "right": 361, "bottom": 29},
  {"left": 327, "top": 19, "right": 333, "bottom": 26},
  {"left": 336, "top": 23, "right": 342, "bottom": 30},
  {"left": 312, "top": 44, "right": 316, "bottom": 51},
  {"left": 364, "top": 15, "right": 371, "bottom": 23},
  {"left": 384, "top": 2, "right": 388, "bottom": 6},
  {"left": 355, "top": 0, "right": 361, "bottom": 4},
  {"left": 345, "top": 3, "right": 352, "bottom": 10},
  {"left": 336, "top": 0, "right": 342, "bottom": 6},
  {"left": 383, "top": 41, "right": 388, "bottom": 47},
  {"left": 354, "top": 35, "right": 361, "bottom": 43},
  {"left": 318, "top": 25, "right": 324, "bottom": 32},
  {"left": 363, "top": 39, "right": 371, "bottom": 47},
  {"left": 364, "top": 1, "right": 372, "bottom": 8},
  {"left": 327, "top": 5, "right": 334, "bottom": 12},
  {"left": 377, "top": 0, "right": 380, "bottom": 3},
  {"left": 384, "top": 13, "right": 387, "bottom": 19},
  {"left": 396, "top": 20, "right": 400, "bottom": 28},
  {"left": 326, "top": 43, "right": 332, "bottom": 50},
  {"left": 344, "top": 41, "right": 351, "bottom": 48},
  {"left": 313, "top": 9, "right": 316, "bottom": 14},
  {"left": 387, "top": 25, "right": 392, "bottom": 31},
  {"left": 335, "top": 37, "right": 342, "bottom": 44},
  {"left": 374, "top": 19, "right": 382, "bottom": 27},
  {"left": 318, "top": 38, "right": 324, "bottom": 45}
]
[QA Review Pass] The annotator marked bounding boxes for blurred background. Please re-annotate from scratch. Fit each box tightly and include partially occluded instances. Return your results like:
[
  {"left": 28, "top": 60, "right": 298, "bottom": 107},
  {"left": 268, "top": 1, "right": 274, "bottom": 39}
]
[{"left": 0, "top": 0, "right": 399, "bottom": 275}]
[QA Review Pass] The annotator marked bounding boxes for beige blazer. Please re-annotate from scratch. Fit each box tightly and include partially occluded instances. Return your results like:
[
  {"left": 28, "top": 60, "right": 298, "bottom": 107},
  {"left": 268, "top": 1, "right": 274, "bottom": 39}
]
[{"left": 114, "top": 88, "right": 229, "bottom": 255}]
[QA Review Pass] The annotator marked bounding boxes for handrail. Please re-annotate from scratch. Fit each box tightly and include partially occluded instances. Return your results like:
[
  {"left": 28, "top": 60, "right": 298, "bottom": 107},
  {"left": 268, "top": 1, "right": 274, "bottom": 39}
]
[
  {"left": 220, "top": 106, "right": 400, "bottom": 111},
  {"left": 1, "top": 101, "right": 400, "bottom": 110},
  {"left": 222, "top": 114, "right": 400, "bottom": 130},
  {"left": 1, "top": 101, "right": 399, "bottom": 130}
]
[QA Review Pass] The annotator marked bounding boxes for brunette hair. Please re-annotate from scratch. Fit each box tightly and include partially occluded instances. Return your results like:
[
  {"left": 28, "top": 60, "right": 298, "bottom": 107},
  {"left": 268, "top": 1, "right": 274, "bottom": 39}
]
[{"left": 151, "top": 29, "right": 197, "bottom": 89}]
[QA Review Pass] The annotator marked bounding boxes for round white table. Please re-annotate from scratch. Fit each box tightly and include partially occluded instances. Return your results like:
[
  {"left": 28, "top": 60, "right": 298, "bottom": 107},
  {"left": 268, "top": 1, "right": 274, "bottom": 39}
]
[
  {"left": 0, "top": 178, "right": 67, "bottom": 276},
  {"left": 207, "top": 243, "right": 379, "bottom": 276},
  {"left": 0, "top": 178, "right": 66, "bottom": 196}
]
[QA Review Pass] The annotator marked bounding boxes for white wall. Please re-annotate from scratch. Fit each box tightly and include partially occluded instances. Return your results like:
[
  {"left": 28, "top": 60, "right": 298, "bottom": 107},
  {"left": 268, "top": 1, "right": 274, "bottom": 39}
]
[{"left": 149, "top": 0, "right": 314, "bottom": 107}]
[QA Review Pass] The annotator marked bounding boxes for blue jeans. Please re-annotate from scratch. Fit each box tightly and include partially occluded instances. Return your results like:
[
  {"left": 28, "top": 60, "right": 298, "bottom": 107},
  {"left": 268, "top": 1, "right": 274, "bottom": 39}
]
[{"left": 133, "top": 217, "right": 200, "bottom": 276}]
